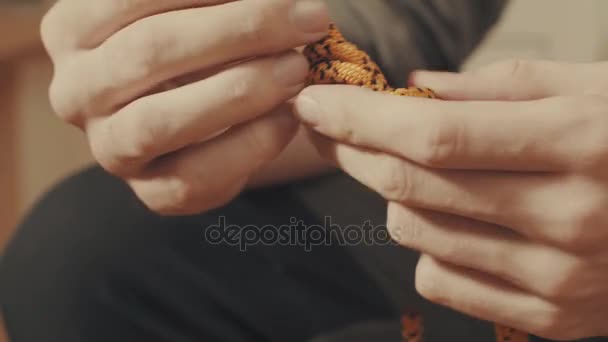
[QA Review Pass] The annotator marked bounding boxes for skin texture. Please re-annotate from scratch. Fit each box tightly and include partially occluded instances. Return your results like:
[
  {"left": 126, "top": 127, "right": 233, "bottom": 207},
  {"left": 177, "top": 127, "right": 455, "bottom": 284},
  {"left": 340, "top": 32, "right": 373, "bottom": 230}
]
[
  {"left": 41, "top": 0, "right": 333, "bottom": 215},
  {"left": 294, "top": 59, "right": 608, "bottom": 340},
  {"left": 305, "top": 24, "right": 529, "bottom": 342}
]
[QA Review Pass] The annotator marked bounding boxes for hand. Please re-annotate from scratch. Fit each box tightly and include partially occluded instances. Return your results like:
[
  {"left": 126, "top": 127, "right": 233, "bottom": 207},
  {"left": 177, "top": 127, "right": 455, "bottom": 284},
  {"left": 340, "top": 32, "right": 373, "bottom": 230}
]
[
  {"left": 294, "top": 60, "right": 608, "bottom": 339},
  {"left": 41, "top": 0, "right": 329, "bottom": 214}
]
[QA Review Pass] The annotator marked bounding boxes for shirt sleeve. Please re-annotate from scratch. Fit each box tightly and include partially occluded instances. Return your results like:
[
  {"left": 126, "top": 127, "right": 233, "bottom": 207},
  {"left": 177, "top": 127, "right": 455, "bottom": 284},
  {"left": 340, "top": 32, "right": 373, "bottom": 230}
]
[{"left": 324, "top": 0, "right": 509, "bottom": 86}]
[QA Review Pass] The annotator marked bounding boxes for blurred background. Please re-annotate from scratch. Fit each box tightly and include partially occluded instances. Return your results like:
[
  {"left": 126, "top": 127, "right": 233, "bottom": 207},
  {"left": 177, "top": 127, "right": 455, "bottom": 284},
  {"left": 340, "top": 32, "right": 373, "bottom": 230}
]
[{"left": 0, "top": 0, "right": 607, "bottom": 340}]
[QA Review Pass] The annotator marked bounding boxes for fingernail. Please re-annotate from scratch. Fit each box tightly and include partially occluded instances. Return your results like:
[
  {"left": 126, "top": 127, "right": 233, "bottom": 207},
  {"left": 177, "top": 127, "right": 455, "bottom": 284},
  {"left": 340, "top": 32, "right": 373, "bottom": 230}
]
[
  {"left": 274, "top": 52, "right": 310, "bottom": 87},
  {"left": 409, "top": 70, "right": 440, "bottom": 86},
  {"left": 407, "top": 71, "right": 419, "bottom": 87},
  {"left": 290, "top": 0, "right": 330, "bottom": 34},
  {"left": 294, "top": 93, "right": 321, "bottom": 124},
  {"left": 385, "top": 207, "right": 404, "bottom": 243},
  {"left": 413, "top": 70, "right": 458, "bottom": 86}
]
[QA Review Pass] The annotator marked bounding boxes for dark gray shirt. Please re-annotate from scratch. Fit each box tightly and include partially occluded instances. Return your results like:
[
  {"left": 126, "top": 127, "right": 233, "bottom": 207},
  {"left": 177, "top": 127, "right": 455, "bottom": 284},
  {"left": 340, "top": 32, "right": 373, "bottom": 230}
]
[{"left": 326, "top": 0, "right": 508, "bottom": 85}]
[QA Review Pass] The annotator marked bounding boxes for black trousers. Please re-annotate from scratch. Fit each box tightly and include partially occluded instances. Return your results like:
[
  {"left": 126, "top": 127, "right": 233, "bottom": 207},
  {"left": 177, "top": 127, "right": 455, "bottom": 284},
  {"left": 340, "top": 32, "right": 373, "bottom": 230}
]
[{"left": 1, "top": 167, "right": 604, "bottom": 342}]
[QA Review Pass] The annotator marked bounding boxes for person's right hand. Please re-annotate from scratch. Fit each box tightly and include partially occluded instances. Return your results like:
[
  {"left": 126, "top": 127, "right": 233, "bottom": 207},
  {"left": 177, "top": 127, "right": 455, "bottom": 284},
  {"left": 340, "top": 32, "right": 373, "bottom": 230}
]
[{"left": 41, "top": 0, "right": 329, "bottom": 215}]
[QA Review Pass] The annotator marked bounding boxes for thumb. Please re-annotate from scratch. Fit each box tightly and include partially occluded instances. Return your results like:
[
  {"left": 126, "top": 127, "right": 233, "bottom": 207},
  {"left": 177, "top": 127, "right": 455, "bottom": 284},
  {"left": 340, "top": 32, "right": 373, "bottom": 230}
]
[{"left": 410, "top": 59, "right": 594, "bottom": 101}]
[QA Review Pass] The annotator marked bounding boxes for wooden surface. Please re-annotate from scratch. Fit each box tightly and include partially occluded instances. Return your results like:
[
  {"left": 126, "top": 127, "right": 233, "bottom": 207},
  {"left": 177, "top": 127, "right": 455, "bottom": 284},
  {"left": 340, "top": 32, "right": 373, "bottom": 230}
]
[
  {"left": 0, "top": 5, "right": 46, "bottom": 248},
  {"left": 0, "top": 64, "right": 17, "bottom": 342},
  {"left": 0, "top": 5, "right": 48, "bottom": 251},
  {"left": 0, "top": 7, "right": 46, "bottom": 62},
  {"left": 0, "top": 64, "right": 18, "bottom": 251}
]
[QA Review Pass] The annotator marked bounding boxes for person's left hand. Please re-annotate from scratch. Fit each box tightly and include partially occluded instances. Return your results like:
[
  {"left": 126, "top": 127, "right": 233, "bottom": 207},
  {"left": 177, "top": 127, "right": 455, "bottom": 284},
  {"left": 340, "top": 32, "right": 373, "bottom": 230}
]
[{"left": 293, "top": 60, "right": 608, "bottom": 340}]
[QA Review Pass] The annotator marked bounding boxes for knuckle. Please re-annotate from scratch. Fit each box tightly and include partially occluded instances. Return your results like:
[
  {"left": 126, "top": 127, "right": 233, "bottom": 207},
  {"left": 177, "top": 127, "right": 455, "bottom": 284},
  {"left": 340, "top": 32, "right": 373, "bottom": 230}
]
[
  {"left": 39, "top": 4, "right": 68, "bottom": 59},
  {"left": 499, "top": 58, "right": 535, "bottom": 79},
  {"left": 533, "top": 308, "right": 562, "bottom": 338},
  {"left": 539, "top": 260, "right": 584, "bottom": 301},
  {"left": 244, "top": 116, "right": 291, "bottom": 159},
  {"left": 97, "top": 28, "right": 160, "bottom": 87},
  {"left": 226, "top": 58, "right": 293, "bottom": 110},
  {"left": 48, "top": 69, "right": 81, "bottom": 125},
  {"left": 126, "top": 113, "right": 164, "bottom": 162},
  {"left": 238, "top": 0, "right": 291, "bottom": 47},
  {"left": 143, "top": 176, "right": 243, "bottom": 216},
  {"left": 228, "top": 78, "right": 256, "bottom": 107},
  {"left": 88, "top": 135, "right": 118, "bottom": 175},
  {"left": 126, "top": 28, "right": 170, "bottom": 78},
  {"left": 387, "top": 206, "right": 423, "bottom": 246},
  {"left": 90, "top": 143, "right": 130, "bottom": 178},
  {"left": 533, "top": 308, "right": 580, "bottom": 341},
  {"left": 436, "top": 237, "right": 471, "bottom": 262},
  {"left": 555, "top": 198, "right": 601, "bottom": 249},
  {"left": 91, "top": 114, "right": 160, "bottom": 176},
  {"left": 144, "top": 177, "right": 201, "bottom": 216},
  {"left": 116, "top": 134, "right": 156, "bottom": 170},
  {"left": 163, "top": 178, "right": 201, "bottom": 215},
  {"left": 491, "top": 248, "right": 525, "bottom": 287},
  {"left": 238, "top": 9, "right": 271, "bottom": 48},
  {"left": 48, "top": 75, "right": 69, "bottom": 117},
  {"left": 575, "top": 95, "right": 608, "bottom": 168},
  {"left": 40, "top": 10, "right": 58, "bottom": 55},
  {"left": 376, "top": 157, "right": 413, "bottom": 202},
  {"left": 555, "top": 222, "right": 588, "bottom": 251},
  {"left": 569, "top": 205, "right": 597, "bottom": 237},
  {"left": 248, "top": 55, "right": 301, "bottom": 102},
  {"left": 416, "top": 118, "right": 460, "bottom": 167},
  {"left": 236, "top": 0, "right": 302, "bottom": 45},
  {"left": 202, "top": 178, "right": 247, "bottom": 211},
  {"left": 243, "top": 124, "right": 271, "bottom": 157},
  {"left": 96, "top": 42, "right": 125, "bottom": 85}
]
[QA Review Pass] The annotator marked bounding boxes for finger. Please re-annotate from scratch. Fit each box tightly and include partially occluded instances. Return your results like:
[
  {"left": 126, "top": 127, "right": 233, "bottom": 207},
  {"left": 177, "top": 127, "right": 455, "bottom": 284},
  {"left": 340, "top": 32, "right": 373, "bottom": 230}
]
[
  {"left": 295, "top": 85, "right": 608, "bottom": 171},
  {"left": 415, "top": 255, "right": 574, "bottom": 340},
  {"left": 410, "top": 60, "right": 608, "bottom": 101},
  {"left": 388, "top": 204, "right": 586, "bottom": 301},
  {"left": 410, "top": 60, "right": 606, "bottom": 101},
  {"left": 129, "top": 107, "right": 298, "bottom": 215},
  {"left": 54, "top": 0, "right": 329, "bottom": 117},
  {"left": 41, "top": 0, "right": 235, "bottom": 55},
  {"left": 87, "top": 51, "right": 309, "bottom": 176},
  {"left": 411, "top": 60, "right": 579, "bottom": 101},
  {"left": 310, "top": 135, "right": 608, "bottom": 249}
]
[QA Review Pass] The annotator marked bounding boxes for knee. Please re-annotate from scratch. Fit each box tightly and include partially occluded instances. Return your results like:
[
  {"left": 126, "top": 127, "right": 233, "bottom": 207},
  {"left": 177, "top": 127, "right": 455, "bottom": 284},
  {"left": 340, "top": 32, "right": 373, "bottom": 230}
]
[
  {"left": 0, "top": 165, "right": 274, "bottom": 339},
  {"left": 0, "top": 167, "right": 154, "bottom": 337}
]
